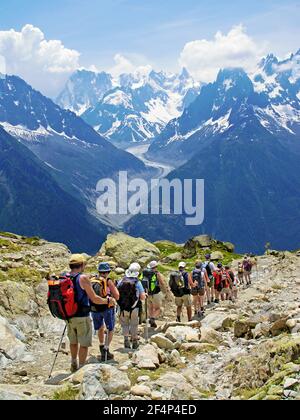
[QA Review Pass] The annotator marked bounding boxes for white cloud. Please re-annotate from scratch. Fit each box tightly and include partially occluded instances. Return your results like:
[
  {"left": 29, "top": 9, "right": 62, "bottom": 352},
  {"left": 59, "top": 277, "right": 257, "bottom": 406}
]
[
  {"left": 0, "top": 24, "right": 80, "bottom": 97},
  {"left": 0, "top": 54, "right": 6, "bottom": 74},
  {"left": 109, "top": 53, "right": 152, "bottom": 78},
  {"left": 274, "top": 53, "right": 300, "bottom": 83},
  {"left": 179, "top": 25, "right": 265, "bottom": 83}
]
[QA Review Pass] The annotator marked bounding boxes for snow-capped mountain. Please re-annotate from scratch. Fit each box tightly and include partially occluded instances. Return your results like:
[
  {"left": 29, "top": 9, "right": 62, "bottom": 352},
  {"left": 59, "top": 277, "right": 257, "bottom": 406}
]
[
  {"left": 0, "top": 74, "right": 146, "bottom": 251},
  {"left": 148, "top": 50, "right": 300, "bottom": 162},
  {"left": 126, "top": 50, "right": 300, "bottom": 253},
  {"left": 56, "top": 69, "right": 114, "bottom": 115},
  {"left": 57, "top": 68, "right": 201, "bottom": 146}
]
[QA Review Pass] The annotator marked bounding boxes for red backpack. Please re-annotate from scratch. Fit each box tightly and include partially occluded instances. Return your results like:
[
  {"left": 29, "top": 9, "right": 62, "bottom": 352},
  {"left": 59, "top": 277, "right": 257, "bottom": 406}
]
[{"left": 47, "top": 273, "right": 80, "bottom": 320}]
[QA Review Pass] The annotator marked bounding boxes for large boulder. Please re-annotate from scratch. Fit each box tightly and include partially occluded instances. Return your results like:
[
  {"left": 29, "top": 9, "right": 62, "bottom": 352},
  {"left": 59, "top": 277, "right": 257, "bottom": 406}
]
[
  {"left": 201, "top": 313, "right": 232, "bottom": 331},
  {"left": 210, "top": 251, "right": 224, "bottom": 261},
  {"left": 183, "top": 235, "right": 212, "bottom": 258},
  {"left": 150, "top": 334, "right": 174, "bottom": 350},
  {"left": 223, "top": 242, "right": 235, "bottom": 253},
  {"left": 0, "top": 317, "right": 26, "bottom": 366},
  {"left": 199, "top": 327, "right": 225, "bottom": 346},
  {"left": 0, "top": 281, "right": 39, "bottom": 318},
  {"left": 79, "top": 365, "right": 108, "bottom": 400},
  {"left": 79, "top": 364, "right": 130, "bottom": 398},
  {"left": 165, "top": 326, "right": 201, "bottom": 343},
  {"left": 99, "top": 233, "right": 160, "bottom": 268},
  {"left": 132, "top": 344, "right": 161, "bottom": 369}
]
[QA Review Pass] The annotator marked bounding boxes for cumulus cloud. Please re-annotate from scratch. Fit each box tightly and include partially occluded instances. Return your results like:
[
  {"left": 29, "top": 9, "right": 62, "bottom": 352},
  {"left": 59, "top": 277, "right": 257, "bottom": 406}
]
[
  {"left": 0, "top": 24, "right": 80, "bottom": 97},
  {"left": 109, "top": 53, "right": 152, "bottom": 78},
  {"left": 179, "top": 25, "right": 265, "bottom": 83}
]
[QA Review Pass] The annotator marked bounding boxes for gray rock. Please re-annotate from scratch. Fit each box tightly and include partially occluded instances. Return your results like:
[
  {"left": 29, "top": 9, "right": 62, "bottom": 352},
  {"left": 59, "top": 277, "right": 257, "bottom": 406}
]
[
  {"left": 165, "top": 325, "right": 200, "bottom": 343},
  {"left": 150, "top": 334, "right": 174, "bottom": 350},
  {"left": 0, "top": 317, "right": 26, "bottom": 362},
  {"left": 131, "top": 385, "right": 152, "bottom": 397},
  {"left": 79, "top": 366, "right": 108, "bottom": 401},
  {"left": 283, "top": 378, "right": 299, "bottom": 389},
  {"left": 132, "top": 344, "right": 160, "bottom": 369},
  {"left": 99, "top": 233, "right": 160, "bottom": 268}
]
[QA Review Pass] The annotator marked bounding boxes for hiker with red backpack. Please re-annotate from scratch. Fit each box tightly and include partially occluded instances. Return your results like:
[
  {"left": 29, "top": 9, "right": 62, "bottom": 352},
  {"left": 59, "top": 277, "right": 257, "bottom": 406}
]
[
  {"left": 118, "top": 263, "right": 146, "bottom": 350},
  {"left": 47, "top": 254, "right": 116, "bottom": 373},
  {"left": 220, "top": 265, "right": 233, "bottom": 301},
  {"left": 212, "top": 263, "right": 224, "bottom": 304},
  {"left": 90, "top": 263, "right": 120, "bottom": 362}
]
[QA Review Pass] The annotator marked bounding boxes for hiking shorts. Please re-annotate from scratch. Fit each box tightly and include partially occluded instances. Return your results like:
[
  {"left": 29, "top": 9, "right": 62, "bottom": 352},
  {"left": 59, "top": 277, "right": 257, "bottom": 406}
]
[
  {"left": 67, "top": 316, "right": 92, "bottom": 348},
  {"left": 221, "top": 288, "right": 231, "bottom": 295},
  {"left": 148, "top": 292, "right": 163, "bottom": 306},
  {"left": 175, "top": 294, "right": 192, "bottom": 308},
  {"left": 191, "top": 288, "right": 205, "bottom": 297},
  {"left": 92, "top": 308, "right": 116, "bottom": 332},
  {"left": 207, "top": 276, "right": 215, "bottom": 288}
]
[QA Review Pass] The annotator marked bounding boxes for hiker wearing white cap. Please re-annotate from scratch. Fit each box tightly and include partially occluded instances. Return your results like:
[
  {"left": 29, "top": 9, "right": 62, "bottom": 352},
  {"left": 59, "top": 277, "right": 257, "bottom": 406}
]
[
  {"left": 117, "top": 263, "right": 146, "bottom": 350},
  {"left": 169, "top": 262, "right": 192, "bottom": 323},
  {"left": 142, "top": 261, "right": 166, "bottom": 328}
]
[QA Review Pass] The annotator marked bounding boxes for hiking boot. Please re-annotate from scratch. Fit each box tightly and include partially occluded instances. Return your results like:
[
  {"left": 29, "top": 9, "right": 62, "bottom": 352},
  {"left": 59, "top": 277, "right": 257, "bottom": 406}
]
[
  {"left": 150, "top": 319, "right": 158, "bottom": 328},
  {"left": 102, "top": 349, "right": 114, "bottom": 362},
  {"left": 132, "top": 340, "right": 139, "bottom": 350},
  {"left": 124, "top": 337, "right": 131, "bottom": 349},
  {"left": 176, "top": 316, "right": 181, "bottom": 323},
  {"left": 70, "top": 360, "right": 78, "bottom": 373},
  {"left": 214, "top": 299, "right": 220, "bottom": 304}
]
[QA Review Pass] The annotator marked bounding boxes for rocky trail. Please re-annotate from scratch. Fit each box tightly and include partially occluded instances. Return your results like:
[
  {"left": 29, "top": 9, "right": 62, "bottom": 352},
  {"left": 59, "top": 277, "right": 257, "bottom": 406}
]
[{"left": 0, "top": 232, "right": 300, "bottom": 400}]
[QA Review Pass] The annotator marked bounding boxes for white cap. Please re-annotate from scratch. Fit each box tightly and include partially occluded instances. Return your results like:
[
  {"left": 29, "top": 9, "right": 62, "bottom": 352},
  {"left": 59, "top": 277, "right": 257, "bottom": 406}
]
[
  {"left": 148, "top": 261, "right": 158, "bottom": 269},
  {"left": 178, "top": 262, "right": 186, "bottom": 269},
  {"left": 125, "top": 262, "right": 141, "bottom": 278}
]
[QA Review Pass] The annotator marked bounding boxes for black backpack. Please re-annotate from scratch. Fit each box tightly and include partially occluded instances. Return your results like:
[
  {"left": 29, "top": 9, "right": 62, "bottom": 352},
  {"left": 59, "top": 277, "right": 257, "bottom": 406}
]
[
  {"left": 205, "top": 262, "right": 213, "bottom": 277},
  {"left": 192, "top": 269, "right": 205, "bottom": 289},
  {"left": 169, "top": 272, "right": 186, "bottom": 298},
  {"left": 142, "top": 269, "right": 160, "bottom": 296},
  {"left": 117, "top": 277, "right": 139, "bottom": 312}
]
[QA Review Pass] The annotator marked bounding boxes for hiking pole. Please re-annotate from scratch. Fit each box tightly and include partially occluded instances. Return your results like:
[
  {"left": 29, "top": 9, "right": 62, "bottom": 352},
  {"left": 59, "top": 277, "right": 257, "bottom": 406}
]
[
  {"left": 48, "top": 324, "right": 67, "bottom": 379},
  {"left": 105, "top": 329, "right": 109, "bottom": 363},
  {"left": 145, "top": 295, "right": 149, "bottom": 343}
]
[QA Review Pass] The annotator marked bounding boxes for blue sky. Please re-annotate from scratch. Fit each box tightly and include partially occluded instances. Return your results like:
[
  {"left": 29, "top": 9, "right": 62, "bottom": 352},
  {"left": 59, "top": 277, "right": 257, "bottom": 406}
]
[
  {"left": 0, "top": 0, "right": 299, "bottom": 70},
  {"left": 0, "top": 0, "right": 299, "bottom": 96}
]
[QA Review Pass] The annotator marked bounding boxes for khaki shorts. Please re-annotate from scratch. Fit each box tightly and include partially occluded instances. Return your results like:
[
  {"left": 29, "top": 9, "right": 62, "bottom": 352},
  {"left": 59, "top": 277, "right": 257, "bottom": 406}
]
[
  {"left": 67, "top": 316, "right": 93, "bottom": 348},
  {"left": 148, "top": 292, "right": 164, "bottom": 306},
  {"left": 221, "top": 288, "right": 231, "bottom": 295},
  {"left": 175, "top": 294, "right": 192, "bottom": 308}
]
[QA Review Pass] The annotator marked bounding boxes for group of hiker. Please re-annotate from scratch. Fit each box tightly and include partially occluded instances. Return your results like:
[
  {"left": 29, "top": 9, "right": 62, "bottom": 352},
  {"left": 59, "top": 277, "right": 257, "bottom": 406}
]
[{"left": 47, "top": 253, "right": 257, "bottom": 373}]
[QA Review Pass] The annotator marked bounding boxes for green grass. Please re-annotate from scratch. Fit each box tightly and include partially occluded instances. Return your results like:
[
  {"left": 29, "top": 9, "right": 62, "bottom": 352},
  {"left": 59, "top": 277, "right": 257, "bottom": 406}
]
[
  {"left": 0, "top": 232, "right": 19, "bottom": 239},
  {"left": 22, "top": 236, "right": 41, "bottom": 246},
  {"left": 0, "top": 267, "right": 43, "bottom": 284},
  {"left": 128, "top": 366, "right": 175, "bottom": 386},
  {"left": 0, "top": 238, "right": 22, "bottom": 252},
  {"left": 53, "top": 386, "right": 79, "bottom": 400}
]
